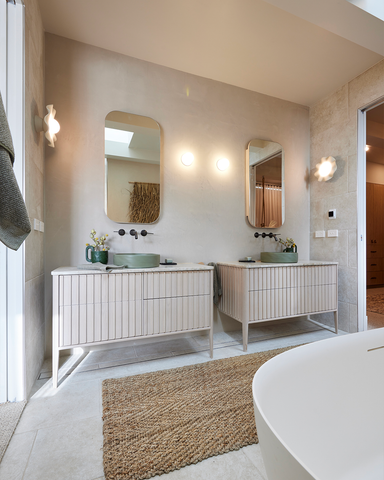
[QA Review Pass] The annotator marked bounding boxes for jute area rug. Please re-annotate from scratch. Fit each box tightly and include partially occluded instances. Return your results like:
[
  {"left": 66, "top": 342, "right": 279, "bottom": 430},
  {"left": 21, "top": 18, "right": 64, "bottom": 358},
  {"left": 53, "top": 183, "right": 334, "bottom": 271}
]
[
  {"left": 366, "top": 294, "right": 384, "bottom": 315},
  {"left": 0, "top": 400, "right": 27, "bottom": 463},
  {"left": 102, "top": 346, "right": 293, "bottom": 480}
]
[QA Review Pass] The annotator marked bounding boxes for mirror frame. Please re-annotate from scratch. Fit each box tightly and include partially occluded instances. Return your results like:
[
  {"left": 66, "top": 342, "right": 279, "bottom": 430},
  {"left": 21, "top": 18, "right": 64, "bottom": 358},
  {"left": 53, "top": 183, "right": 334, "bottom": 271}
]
[{"left": 245, "top": 138, "right": 285, "bottom": 228}]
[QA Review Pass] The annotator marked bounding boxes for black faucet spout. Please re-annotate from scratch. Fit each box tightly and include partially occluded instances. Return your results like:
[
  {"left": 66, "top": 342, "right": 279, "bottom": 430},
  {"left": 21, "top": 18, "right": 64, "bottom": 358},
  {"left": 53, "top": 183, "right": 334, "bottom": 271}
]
[{"left": 130, "top": 229, "right": 138, "bottom": 239}]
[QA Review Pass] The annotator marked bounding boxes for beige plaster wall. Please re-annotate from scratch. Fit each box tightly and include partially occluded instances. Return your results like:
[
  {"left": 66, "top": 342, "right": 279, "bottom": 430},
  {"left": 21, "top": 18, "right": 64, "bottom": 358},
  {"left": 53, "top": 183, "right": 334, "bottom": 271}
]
[
  {"left": 310, "top": 59, "right": 384, "bottom": 333},
  {"left": 24, "top": 0, "right": 45, "bottom": 395},
  {"left": 44, "top": 34, "right": 310, "bottom": 355}
]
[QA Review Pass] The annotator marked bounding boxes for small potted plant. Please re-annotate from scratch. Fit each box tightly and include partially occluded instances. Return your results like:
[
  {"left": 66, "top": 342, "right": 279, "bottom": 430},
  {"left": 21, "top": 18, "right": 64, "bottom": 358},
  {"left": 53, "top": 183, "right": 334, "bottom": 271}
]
[
  {"left": 85, "top": 230, "right": 110, "bottom": 264},
  {"left": 278, "top": 237, "right": 297, "bottom": 253}
]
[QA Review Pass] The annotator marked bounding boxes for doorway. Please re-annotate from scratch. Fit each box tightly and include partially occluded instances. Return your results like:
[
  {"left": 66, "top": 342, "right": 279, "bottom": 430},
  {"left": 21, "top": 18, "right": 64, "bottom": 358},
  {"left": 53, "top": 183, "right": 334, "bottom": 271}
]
[{"left": 365, "top": 102, "right": 384, "bottom": 329}]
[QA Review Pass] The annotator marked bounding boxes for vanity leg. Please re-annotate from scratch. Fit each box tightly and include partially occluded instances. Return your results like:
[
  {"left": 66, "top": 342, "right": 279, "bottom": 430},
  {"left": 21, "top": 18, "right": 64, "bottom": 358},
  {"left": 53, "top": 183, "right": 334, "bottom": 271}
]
[
  {"left": 209, "top": 327, "right": 213, "bottom": 358},
  {"left": 242, "top": 322, "right": 248, "bottom": 352},
  {"left": 334, "top": 310, "right": 338, "bottom": 334},
  {"left": 52, "top": 275, "right": 59, "bottom": 388},
  {"left": 52, "top": 348, "right": 59, "bottom": 389}
]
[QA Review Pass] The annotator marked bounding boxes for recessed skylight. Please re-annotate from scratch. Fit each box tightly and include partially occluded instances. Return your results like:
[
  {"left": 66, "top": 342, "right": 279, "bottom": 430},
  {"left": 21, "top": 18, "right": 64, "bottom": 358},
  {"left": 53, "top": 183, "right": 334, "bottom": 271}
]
[{"left": 105, "top": 127, "right": 134, "bottom": 145}]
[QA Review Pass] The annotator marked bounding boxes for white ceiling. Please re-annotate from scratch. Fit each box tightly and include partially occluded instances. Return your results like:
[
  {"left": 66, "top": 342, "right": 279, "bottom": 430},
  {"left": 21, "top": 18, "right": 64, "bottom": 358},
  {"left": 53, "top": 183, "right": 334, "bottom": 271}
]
[{"left": 37, "top": 0, "right": 384, "bottom": 107}]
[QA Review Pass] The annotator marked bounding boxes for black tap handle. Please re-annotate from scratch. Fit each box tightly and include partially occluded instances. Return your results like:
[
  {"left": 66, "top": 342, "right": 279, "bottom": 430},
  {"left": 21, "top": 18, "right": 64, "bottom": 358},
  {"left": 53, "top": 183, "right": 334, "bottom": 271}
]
[
  {"left": 254, "top": 232, "right": 260, "bottom": 238},
  {"left": 140, "top": 230, "right": 154, "bottom": 236},
  {"left": 114, "top": 229, "right": 126, "bottom": 236},
  {"left": 261, "top": 232, "right": 266, "bottom": 238}
]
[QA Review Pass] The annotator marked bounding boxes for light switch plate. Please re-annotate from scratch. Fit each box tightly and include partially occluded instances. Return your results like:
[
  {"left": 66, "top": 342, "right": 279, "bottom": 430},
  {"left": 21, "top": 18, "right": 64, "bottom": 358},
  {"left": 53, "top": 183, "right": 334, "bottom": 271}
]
[
  {"left": 39, "top": 221, "right": 44, "bottom": 232},
  {"left": 315, "top": 231, "right": 325, "bottom": 237},
  {"left": 328, "top": 230, "right": 338, "bottom": 237},
  {"left": 33, "top": 219, "right": 40, "bottom": 231}
]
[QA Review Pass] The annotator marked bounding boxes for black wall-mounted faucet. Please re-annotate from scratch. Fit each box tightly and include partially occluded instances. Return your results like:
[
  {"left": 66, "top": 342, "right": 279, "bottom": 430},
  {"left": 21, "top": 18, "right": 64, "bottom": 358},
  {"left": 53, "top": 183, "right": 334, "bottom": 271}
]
[
  {"left": 254, "top": 232, "right": 281, "bottom": 241},
  {"left": 114, "top": 229, "right": 153, "bottom": 239}
]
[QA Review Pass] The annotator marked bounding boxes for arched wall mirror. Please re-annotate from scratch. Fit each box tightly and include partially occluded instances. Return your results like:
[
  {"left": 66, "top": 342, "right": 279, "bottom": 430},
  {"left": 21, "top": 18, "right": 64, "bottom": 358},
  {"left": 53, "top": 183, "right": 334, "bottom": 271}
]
[
  {"left": 105, "top": 111, "right": 161, "bottom": 224},
  {"left": 246, "top": 139, "right": 285, "bottom": 228}
]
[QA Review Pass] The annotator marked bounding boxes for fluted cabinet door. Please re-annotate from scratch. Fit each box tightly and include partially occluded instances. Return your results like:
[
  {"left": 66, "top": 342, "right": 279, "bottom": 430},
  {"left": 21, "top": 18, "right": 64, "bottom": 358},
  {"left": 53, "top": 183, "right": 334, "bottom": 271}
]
[{"left": 58, "top": 273, "right": 143, "bottom": 347}]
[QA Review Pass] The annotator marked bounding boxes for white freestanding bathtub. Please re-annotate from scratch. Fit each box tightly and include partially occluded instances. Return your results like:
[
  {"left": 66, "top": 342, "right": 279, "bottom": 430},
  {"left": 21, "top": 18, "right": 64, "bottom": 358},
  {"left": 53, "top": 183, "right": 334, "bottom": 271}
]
[{"left": 252, "top": 328, "right": 384, "bottom": 480}]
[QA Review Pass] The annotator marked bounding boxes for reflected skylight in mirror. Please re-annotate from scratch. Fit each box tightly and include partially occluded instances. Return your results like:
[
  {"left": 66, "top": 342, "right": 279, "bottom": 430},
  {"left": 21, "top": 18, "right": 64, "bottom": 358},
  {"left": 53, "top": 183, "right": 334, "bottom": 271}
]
[
  {"left": 346, "top": 0, "right": 384, "bottom": 21},
  {"left": 105, "top": 127, "right": 134, "bottom": 145}
]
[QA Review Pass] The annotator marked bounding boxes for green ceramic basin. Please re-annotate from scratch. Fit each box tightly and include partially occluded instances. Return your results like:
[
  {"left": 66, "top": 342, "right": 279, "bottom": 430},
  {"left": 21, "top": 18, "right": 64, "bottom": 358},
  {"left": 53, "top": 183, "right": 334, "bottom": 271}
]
[
  {"left": 260, "top": 252, "right": 298, "bottom": 263},
  {"left": 113, "top": 253, "right": 160, "bottom": 268}
]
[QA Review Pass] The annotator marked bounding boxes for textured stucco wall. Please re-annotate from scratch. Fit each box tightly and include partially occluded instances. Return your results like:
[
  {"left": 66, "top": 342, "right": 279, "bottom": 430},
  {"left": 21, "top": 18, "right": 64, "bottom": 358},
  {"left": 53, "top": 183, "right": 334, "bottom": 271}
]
[
  {"left": 310, "top": 60, "right": 384, "bottom": 332},
  {"left": 24, "top": 0, "right": 45, "bottom": 395},
  {"left": 44, "top": 34, "right": 310, "bottom": 355}
]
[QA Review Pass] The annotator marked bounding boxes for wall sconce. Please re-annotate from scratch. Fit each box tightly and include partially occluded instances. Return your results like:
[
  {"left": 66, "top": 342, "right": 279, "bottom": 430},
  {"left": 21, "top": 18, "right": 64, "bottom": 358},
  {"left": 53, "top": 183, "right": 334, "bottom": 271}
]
[
  {"left": 314, "top": 156, "right": 337, "bottom": 182},
  {"left": 217, "top": 158, "right": 229, "bottom": 171},
  {"left": 181, "top": 152, "right": 194, "bottom": 166},
  {"left": 34, "top": 105, "right": 60, "bottom": 148}
]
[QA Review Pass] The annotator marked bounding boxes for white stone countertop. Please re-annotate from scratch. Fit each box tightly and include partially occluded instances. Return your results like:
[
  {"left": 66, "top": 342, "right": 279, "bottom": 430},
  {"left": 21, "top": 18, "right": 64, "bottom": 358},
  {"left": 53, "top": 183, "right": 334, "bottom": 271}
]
[
  {"left": 216, "top": 260, "right": 338, "bottom": 268},
  {"left": 51, "top": 263, "right": 214, "bottom": 275}
]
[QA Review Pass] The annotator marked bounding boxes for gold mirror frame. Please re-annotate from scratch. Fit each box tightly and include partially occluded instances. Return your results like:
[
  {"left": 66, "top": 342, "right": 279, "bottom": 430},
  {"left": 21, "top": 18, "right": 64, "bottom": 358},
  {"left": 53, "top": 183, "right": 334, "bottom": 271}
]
[{"left": 246, "top": 139, "right": 285, "bottom": 228}]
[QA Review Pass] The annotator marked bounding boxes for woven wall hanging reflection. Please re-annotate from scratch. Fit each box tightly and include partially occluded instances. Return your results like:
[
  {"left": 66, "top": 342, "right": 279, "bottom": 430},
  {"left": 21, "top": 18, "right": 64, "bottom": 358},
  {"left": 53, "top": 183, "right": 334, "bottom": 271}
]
[{"left": 128, "top": 182, "right": 160, "bottom": 223}]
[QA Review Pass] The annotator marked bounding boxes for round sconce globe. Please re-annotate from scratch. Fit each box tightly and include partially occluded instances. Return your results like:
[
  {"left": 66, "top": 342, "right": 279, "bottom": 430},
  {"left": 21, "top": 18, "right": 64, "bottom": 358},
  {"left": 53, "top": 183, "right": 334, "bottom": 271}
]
[
  {"left": 181, "top": 152, "right": 194, "bottom": 166},
  {"left": 217, "top": 158, "right": 229, "bottom": 171}
]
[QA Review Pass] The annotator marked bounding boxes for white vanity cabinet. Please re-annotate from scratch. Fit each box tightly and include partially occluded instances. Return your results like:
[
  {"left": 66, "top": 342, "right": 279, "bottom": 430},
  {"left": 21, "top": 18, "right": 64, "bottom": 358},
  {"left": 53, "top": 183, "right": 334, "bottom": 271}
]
[
  {"left": 216, "top": 261, "right": 338, "bottom": 351},
  {"left": 51, "top": 264, "right": 213, "bottom": 387}
]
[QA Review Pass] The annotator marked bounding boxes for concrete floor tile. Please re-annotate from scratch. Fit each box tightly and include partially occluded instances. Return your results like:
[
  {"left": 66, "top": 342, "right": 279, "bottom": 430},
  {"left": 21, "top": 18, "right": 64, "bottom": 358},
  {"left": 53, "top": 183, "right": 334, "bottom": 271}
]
[
  {"left": 241, "top": 444, "right": 268, "bottom": 479},
  {"left": 151, "top": 449, "right": 264, "bottom": 480},
  {"left": 75, "top": 363, "right": 101, "bottom": 373},
  {"left": 0, "top": 431, "right": 36, "bottom": 480},
  {"left": 39, "top": 355, "right": 71, "bottom": 374},
  {"left": 22, "top": 416, "right": 103, "bottom": 480},
  {"left": 28, "top": 378, "right": 49, "bottom": 399},
  {"left": 81, "top": 346, "right": 137, "bottom": 367},
  {"left": 134, "top": 337, "right": 201, "bottom": 357},
  {"left": 17, "top": 378, "right": 100, "bottom": 433}
]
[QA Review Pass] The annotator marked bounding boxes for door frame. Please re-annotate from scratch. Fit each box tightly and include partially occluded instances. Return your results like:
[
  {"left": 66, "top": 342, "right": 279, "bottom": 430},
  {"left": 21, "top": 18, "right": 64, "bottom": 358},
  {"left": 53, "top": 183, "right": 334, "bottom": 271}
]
[
  {"left": 357, "top": 96, "right": 384, "bottom": 332},
  {"left": 0, "top": 0, "right": 26, "bottom": 402}
]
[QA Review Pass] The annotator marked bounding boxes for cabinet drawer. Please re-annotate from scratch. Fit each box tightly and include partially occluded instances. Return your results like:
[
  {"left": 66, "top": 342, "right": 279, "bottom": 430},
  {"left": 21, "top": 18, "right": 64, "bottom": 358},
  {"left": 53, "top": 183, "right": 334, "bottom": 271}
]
[
  {"left": 248, "top": 265, "right": 337, "bottom": 291},
  {"left": 143, "top": 295, "right": 211, "bottom": 334},
  {"left": 59, "top": 273, "right": 142, "bottom": 306},
  {"left": 367, "top": 272, "right": 383, "bottom": 286},
  {"left": 59, "top": 300, "right": 142, "bottom": 347},
  {"left": 367, "top": 258, "right": 382, "bottom": 272},
  {"left": 249, "top": 285, "right": 337, "bottom": 321},
  {"left": 143, "top": 271, "right": 211, "bottom": 299},
  {"left": 367, "top": 246, "right": 384, "bottom": 259}
]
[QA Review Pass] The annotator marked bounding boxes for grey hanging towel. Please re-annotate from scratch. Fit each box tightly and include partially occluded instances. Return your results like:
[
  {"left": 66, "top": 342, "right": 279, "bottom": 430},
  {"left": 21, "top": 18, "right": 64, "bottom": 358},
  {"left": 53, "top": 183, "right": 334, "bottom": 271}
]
[
  {"left": 208, "top": 262, "right": 223, "bottom": 306},
  {"left": 0, "top": 92, "right": 31, "bottom": 250}
]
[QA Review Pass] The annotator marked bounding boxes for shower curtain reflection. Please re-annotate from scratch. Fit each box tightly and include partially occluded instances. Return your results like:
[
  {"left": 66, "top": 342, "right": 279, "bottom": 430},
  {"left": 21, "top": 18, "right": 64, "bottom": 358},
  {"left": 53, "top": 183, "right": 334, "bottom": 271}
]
[{"left": 255, "top": 180, "right": 282, "bottom": 228}]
